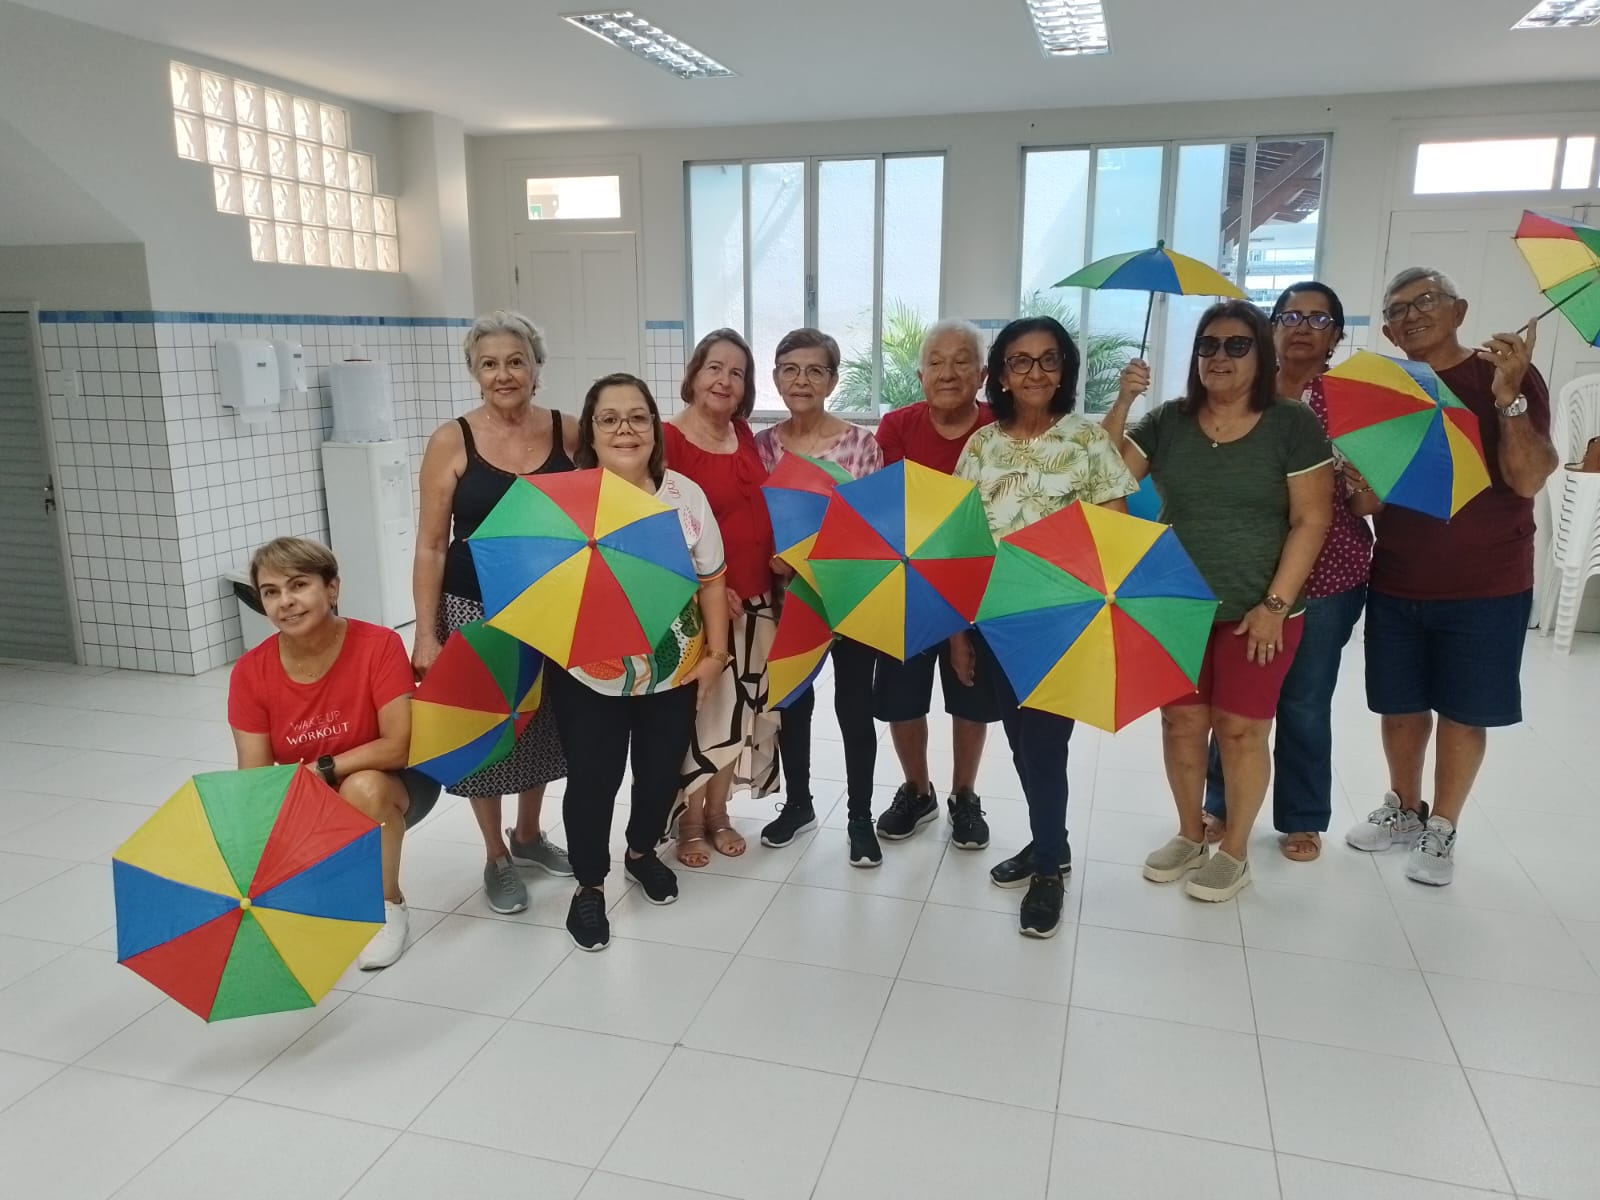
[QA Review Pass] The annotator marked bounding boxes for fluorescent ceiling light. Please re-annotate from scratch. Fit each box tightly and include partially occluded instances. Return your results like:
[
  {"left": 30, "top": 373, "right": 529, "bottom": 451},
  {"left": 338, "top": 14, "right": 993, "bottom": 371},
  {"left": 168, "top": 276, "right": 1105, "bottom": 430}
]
[
  {"left": 1024, "top": 0, "right": 1111, "bottom": 57},
  {"left": 1514, "top": 0, "right": 1600, "bottom": 28},
  {"left": 562, "top": 10, "right": 735, "bottom": 79}
]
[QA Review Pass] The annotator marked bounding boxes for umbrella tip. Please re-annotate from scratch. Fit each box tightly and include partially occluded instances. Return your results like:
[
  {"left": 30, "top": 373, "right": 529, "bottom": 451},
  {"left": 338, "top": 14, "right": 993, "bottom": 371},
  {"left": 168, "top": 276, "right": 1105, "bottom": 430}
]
[
  {"left": 1155, "top": 239, "right": 1165, "bottom": 250},
  {"left": 239, "top": 897, "right": 252, "bottom": 910}
]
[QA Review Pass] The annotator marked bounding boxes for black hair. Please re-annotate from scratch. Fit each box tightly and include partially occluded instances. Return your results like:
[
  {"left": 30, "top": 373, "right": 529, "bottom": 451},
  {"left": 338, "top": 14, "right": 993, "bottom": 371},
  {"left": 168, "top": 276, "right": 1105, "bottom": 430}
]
[
  {"left": 1270, "top": 281, "right": 1347, "bottom": 339},
  {"left": 576, "top": 373, "right": 666, "bottom": 486},
  {"left": 983, "top": 316, "right": 1081, "bottom": 421},
  {"left": 1181, "top": 300, "right": 1278, "bottom": 414}
]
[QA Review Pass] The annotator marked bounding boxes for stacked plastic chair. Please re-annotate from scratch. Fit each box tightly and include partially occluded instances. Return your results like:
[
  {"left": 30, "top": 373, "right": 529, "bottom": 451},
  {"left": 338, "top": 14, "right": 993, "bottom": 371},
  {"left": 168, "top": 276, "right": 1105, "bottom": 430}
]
[{"left": 1540, "top": 374, "right": 1600, "bottom": 653}]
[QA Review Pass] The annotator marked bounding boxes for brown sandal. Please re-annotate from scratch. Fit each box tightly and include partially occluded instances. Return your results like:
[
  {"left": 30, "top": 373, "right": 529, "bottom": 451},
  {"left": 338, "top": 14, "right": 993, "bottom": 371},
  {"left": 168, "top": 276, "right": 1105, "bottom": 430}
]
[
  {"left": 675, "top": 821, "right": 711, "bottom": 869},
  {"left": 706, "top": 820, "right": 746, "bottom": 858},
  {"left": 1281, "top": 832, "right": 1321, "bottom": 862}
]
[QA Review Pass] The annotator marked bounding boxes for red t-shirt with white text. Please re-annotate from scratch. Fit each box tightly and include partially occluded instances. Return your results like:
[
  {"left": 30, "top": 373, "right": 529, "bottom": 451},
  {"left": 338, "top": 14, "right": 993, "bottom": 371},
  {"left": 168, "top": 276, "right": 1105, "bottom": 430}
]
[
  {"left": 875, "top": 401, "right": 995, "bottom": 474},
  {"left": 227, "top": 619, "right": 413, "bottom": 765}
]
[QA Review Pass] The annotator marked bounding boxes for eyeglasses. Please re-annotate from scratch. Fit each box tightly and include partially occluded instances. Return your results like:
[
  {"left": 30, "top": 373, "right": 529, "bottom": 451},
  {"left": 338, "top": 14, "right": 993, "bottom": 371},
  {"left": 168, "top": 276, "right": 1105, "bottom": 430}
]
[
  {"left": 592, "top": 411, "right": 654, "bottom": 434},
  {"left": 1194, "top": 335, "right": 1255, "bottom": 359},
  {"left": 1003, "top": 351, "right": 1063, "bottom": 376},
  {"left": 776, "top": 363, "right": 833, "bottom": 384},
  {"left": 1382, "top": 291, "right": 1453, "bottom": 323},
  {"left": 1273, "top": 311, "right": 1337, "bottom": 331}
]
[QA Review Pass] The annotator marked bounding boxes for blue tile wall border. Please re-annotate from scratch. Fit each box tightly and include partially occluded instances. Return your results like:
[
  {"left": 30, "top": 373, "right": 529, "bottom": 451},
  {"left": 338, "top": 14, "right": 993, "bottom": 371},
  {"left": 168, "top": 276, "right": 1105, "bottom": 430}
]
[
  {"left": 39, "top": 310, "right": 475, "bottom": 326},
  {"left": 645, "top": 319, "right": 685, "bottom": 330}
]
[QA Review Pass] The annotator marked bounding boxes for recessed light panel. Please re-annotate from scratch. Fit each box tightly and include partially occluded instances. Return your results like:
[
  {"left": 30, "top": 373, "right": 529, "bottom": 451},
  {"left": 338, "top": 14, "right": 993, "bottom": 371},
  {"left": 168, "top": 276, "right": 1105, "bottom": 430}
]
[
  {"left": 563, "top": 10, "right": 735, "bottom": 79},
  {"left": 1513, "top": 0, "right": 1600, "bottom": 29},
  {"left": 1024, "top": 0, "right": 1111, "bottom": 57}
]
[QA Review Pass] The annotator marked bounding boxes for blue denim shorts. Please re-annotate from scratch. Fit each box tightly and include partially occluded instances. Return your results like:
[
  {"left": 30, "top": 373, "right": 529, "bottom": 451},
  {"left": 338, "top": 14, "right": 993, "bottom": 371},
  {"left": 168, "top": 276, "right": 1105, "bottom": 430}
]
[{"left": 1363, "top": 589, "right": 1532, "bottom": 728}]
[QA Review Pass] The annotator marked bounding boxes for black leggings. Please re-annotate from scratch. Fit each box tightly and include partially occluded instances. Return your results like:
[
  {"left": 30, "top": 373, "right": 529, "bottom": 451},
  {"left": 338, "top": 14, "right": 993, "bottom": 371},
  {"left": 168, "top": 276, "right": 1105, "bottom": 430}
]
[
  {"left": 778, "top": 636, "right": 879, "bottom": 821},
  {"left": 547, "top": 669, "right": 697, "bottom": 888}
]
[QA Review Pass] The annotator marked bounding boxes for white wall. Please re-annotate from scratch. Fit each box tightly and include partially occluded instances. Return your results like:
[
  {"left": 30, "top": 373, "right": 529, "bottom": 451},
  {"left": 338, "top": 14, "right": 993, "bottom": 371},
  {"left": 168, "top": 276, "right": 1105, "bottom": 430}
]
[
  {"left": 0, "top": 244, "right": 152, "bottom": 310},
  {"left": 0, "top": 0, "right": 410, "bottom": 316},
  {"left": 468, "top": 81, "right": 1600, "bottom": 331}
]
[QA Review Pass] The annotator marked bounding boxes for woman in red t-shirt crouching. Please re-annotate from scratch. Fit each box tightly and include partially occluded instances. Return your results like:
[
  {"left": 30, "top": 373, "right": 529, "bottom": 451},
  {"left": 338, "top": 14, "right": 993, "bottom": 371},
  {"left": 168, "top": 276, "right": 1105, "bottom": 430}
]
[{"left": 227, "top": 537, "right": 438, "bottom": 970}]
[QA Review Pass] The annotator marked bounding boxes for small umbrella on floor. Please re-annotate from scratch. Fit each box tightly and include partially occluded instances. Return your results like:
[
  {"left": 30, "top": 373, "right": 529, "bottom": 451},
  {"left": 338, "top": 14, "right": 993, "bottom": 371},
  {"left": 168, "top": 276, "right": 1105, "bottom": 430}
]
[{"left": 112, "top": 764, "right": 384, "bottom": 1021}]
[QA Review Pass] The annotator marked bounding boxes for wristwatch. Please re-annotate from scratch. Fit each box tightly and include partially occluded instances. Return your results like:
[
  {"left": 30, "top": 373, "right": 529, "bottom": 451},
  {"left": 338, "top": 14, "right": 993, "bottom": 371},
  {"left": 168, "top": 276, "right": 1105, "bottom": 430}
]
[
  {"left": 706, "top": 648, "right": 733, "bottom": 665},
  {"left": 1261, "top": 594, "right": 1288, "bottom": 614},
  {"left": 1499, "top": 393, "right": 1529, "bottom": 418},
  {"left": 315, "top": 754, "right": 338, "bottom": 787}
]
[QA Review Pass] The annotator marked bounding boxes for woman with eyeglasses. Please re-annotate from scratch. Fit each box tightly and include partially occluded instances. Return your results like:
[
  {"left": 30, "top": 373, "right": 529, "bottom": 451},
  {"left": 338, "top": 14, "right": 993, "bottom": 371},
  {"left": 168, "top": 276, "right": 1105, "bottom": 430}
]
[
  {"left": 954, "top": 316, "right": 1139, "bottom": 937},
  {"left": 1198, "top": 283, "right": 1379, "bottom": 863},
  {"left": 663, "top": 329, "right": 780, "bottom": 868},
  {"left": 1103, "top": 300, "right": 1333, "bottom": 902},
  {"left": 552, "top": 374, "right": 730, "bottom": 950},
  {"left": 754, "top": 329, "right": 886, "bottom": 865}
]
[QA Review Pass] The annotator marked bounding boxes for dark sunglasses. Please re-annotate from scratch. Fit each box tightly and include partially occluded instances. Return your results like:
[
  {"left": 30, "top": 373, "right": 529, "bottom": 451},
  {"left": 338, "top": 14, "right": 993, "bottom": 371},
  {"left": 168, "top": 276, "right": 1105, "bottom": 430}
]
[
  {"left": 1272, "top": 311, "right": 1336, "bottom": 330},
  {"left": 1195, "top": 335, "right": 1255, "bottom": 359}
]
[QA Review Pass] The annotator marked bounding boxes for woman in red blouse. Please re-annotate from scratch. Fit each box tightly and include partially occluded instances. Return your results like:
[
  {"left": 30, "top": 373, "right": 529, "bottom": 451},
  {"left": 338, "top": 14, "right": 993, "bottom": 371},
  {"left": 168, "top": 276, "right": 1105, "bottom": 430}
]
[
  {"left": 1195, "top": 283, "right": 1379, "bottom": 861},
  {"left": 662, "top": 329, "right": 779, "bottom": 866}
]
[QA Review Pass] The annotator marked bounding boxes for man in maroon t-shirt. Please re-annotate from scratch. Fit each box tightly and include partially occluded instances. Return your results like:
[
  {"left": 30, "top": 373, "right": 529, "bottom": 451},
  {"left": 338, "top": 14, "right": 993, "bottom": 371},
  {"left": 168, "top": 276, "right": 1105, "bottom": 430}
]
[
  {"left": 1345, "top": 267, "right": 1558, "bottom": 886},
  {"left": 872, "top": 319, "right": 1005, "bottom": 862}
]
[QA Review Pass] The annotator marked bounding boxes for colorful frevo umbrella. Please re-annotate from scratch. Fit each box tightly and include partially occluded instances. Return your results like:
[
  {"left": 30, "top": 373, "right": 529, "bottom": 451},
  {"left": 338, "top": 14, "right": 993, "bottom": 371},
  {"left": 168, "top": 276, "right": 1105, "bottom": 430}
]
[
  {"left": 410, "top": 620, "right": 543, "bottom": 787},
  {"left": 1512, "top": 210, "right": 1600, "bottom": 347},
  {"left": 469, "top": 467, "right": 699, "bottom": 668},
  {"left": 1321, "top": 351, "right": 1490, "bottom": 521},
  {"left": 768, "top": 573, "right": 834, "bottom": 709},
  {"left": 809, "top": 459, "right": 995, "bottom": 661},
  {"left": 1055, "top": 240, "right": 1247, "bottom": 354},
  {"left": 976, "top": 502, "right": 1217, "bottom": 732},
  {"left": 763, "top": 451, "right": 852, "bottom": 577},
  {"left": 112, "top": 765, "right": 383, "bottom": 1021}
]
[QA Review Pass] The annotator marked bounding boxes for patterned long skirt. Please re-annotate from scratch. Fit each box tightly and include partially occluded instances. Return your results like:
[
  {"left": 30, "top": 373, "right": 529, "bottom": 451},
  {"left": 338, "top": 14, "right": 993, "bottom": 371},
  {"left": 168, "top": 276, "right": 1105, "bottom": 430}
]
[
  {"left": 679, "top": 594, "right": 781, "bottom": 803},
  {"left": 437, "top": 593, "right": 567, "bottom": 798}
]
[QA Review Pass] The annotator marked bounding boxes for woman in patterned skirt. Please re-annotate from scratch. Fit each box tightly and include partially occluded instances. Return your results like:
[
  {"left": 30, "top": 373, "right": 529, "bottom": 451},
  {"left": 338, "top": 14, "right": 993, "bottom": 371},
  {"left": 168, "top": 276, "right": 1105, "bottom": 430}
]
[
  {"left": 413, "top": 310, "right": 575, "bottom": 915},
  {"left": 662, "top": 329, "right": 781, "bottom": 867}
]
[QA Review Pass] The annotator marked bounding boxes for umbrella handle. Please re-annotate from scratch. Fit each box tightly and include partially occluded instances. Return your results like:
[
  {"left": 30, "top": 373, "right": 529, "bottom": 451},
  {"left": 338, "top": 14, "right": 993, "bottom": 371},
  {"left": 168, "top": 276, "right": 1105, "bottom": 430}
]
[
  {"left": 1520, "top": 275, "right": 1597, "bottom": 334},
  {"left": 1139, "top": 292, "right": 1154, "bottom": 358}
]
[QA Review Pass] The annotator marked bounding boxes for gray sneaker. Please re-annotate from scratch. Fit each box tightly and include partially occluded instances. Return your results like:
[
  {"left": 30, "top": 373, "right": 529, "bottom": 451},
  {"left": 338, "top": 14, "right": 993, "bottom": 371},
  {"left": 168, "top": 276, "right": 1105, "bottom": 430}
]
[
  {"left": 1185, "top": 849, "right": 1251, "bottom": 902},
  {"left": 483, "top": 857, "right": 529, "bottom": 914},
  {"left": 1143, "top": 835, "right": 1208, "bottom": 883},
  {"left": 506, "top": 829, "right": 575, "bottom": 877},
  {"left": 1346, "top": 791, "right": 1430, "bottom": 852},
  {"left": 1405, "top": 816, "right": 1456, "bottom": 887}
]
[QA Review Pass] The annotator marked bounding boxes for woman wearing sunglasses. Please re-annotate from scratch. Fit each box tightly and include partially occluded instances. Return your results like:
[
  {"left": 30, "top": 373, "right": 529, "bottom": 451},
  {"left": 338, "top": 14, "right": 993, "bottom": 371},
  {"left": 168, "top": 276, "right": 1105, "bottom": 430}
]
[
  {"left": 1103, "top": 300, "right": 1333, "bottom": 901},
  {"left": 1199, "top": 283, "right": 1380, "bottom": 862}
]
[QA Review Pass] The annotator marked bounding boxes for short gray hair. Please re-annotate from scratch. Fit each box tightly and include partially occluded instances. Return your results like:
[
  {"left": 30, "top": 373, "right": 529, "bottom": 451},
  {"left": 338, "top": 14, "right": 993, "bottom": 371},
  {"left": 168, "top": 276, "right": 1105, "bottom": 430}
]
[
  {"left": 919, "top": 318, "right": 984, "bottom": 368},
  {"left": 1383, "top": 267, "right": 1460, "bottom": 305},
  {"left": 463, "top": 310, "right": 547, "bottom": 370}
]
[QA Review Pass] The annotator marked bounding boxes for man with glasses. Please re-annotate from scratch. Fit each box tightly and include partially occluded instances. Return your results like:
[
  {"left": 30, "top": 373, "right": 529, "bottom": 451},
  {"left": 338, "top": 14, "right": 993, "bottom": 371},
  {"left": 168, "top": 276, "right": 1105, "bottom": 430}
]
[
  {"left": 1345, "top": 267, "right": 1559, "bottom": 885},
  {"left": 872, "top": 319, "right": 1002, "bottom": 856}
]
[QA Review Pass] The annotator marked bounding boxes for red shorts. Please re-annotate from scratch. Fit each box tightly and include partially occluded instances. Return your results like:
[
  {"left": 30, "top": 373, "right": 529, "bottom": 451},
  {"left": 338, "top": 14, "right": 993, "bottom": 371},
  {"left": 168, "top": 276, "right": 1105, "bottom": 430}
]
[{"left": 1168, "top": 615, "right": 1305, "bottom": 720}]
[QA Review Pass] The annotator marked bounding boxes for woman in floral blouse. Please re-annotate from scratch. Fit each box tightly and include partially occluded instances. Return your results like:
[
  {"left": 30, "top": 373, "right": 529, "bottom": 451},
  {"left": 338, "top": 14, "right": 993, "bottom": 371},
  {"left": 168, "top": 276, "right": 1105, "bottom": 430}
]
[{"left": 954, "top": 316, "right": 1139, "bottom": 938}]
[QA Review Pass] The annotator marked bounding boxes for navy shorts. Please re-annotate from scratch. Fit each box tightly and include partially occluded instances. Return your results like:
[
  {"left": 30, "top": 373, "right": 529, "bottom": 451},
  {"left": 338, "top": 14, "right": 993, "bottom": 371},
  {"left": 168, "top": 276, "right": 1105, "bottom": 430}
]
[
  {"left": 873, "top": 638, "right": 1003, "bottom": 725},
  {"left": 1364, "top": 589, "right": 1532, "bottom": 728},
  {"left": 401, "top": 768, "right": 441, "bottom": 829}
]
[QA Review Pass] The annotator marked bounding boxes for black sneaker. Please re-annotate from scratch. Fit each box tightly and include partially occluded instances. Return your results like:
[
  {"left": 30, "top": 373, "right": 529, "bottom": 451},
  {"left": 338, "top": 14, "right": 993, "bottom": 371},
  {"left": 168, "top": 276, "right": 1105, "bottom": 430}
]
[
  {"left": 624, "top": 850, "right": 678, "bottom": 905},
  {"left": 847, "top": 818, "right": 883, "bottom": 868},
  {"left": 1020, "top": 873, "right": 1065, "bottom": 939},
  {"left": 990, "top": 840, "right": 1072, "bottom": 889},
  {"left": 566, "top": 887, "right": 610, "bottom": 951},
  {"left": 948, "top": 788, "right": 990, "bottom": 850},
  {"left": 876, "top": 783, "right": 938, "bottom": 840},
  {"left": 760, "top": 798, "right": 817, "bottom": 848}
]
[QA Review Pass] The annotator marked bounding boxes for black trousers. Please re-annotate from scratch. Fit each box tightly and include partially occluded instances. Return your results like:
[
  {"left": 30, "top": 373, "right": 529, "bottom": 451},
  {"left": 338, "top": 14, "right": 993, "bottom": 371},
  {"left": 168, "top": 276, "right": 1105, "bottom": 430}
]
[
  {"left": 778, "top": 636, "right": 880, "bottom": 821},
  {"left": 547, "top": 669, "right": 697, "bottom": 888}
]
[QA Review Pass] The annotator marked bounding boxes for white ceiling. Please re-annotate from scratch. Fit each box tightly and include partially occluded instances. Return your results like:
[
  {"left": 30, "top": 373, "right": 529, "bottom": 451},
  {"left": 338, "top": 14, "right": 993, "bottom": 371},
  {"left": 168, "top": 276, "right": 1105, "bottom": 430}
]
[{"left": 14, "top": 0, "right": 1600, "bottom": 133}]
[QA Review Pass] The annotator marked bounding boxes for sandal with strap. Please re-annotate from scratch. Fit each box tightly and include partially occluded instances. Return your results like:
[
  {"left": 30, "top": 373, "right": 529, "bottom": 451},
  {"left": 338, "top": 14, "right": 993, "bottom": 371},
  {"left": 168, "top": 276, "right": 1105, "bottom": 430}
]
[
  {"left": 1281, "top": 831, "right": 1322, "bottom": 862},
  {"left": 706, "top": 819, "right": 746, "bottom": 858},
  {"left": 675, "top": 821, "right": 711, "bottom": 869}
]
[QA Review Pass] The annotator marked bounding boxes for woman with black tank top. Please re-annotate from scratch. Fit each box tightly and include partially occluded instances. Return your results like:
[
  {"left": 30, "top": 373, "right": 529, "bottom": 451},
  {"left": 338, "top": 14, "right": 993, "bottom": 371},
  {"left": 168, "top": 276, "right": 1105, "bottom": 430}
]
[{"left": 414, "top": 310, "right": 580, "bottom": 916}]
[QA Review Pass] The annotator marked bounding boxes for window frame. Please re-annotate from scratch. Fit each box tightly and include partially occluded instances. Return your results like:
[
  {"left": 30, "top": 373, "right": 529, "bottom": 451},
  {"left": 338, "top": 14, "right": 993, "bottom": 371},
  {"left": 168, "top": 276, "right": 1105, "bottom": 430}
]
[
  {"left": 1392, "top": 115, "right": 1600, "bottom": 210},
  {"left": 683, "top": 150, "right": 948, "bottom": 417},
  {"left": 506, "top": 155, "right": 642, "bottom": 233}
]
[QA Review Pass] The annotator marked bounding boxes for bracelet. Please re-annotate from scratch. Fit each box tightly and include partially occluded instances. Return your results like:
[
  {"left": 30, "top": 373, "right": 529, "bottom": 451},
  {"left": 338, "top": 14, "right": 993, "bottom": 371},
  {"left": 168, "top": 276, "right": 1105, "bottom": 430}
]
[
  {"left": 1352, "top": 484, "right": 1374, "bottom": 495},
  {"left": 706, "top": 648, "right": 733, "bottom": 665}
]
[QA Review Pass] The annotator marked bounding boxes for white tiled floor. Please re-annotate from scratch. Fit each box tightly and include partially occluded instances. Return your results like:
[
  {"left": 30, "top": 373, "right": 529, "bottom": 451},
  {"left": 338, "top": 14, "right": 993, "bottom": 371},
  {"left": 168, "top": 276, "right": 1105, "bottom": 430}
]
[{"left": 1, "top": 632, "right": 1599, "bottom": 1198}]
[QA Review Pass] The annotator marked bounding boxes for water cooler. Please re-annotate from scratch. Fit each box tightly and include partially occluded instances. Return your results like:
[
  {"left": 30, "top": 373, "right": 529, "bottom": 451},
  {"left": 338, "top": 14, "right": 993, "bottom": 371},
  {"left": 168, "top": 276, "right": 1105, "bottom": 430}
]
[{"left": 320, "top": 360, "right": 414, "bottom": 628}]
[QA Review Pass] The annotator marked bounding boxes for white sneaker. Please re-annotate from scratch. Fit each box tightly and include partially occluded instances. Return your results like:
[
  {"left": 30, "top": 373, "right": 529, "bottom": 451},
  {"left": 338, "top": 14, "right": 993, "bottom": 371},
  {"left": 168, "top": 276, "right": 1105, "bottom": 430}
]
[
  {"left": 1345, "top": 791, "right": 1429, "bottom": 852},
  {"left": 357, "top": 900, "right": 409, "bottom": 970},
  {"left": 1405, "top": 817, "right": 1456, "bottom": 887}
]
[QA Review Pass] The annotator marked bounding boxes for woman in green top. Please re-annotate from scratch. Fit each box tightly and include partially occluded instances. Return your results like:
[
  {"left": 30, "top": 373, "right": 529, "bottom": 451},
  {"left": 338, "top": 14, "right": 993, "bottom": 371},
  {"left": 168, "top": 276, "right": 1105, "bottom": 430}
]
[
  {"left": 1103, "top": 300, "right": 1332, "bottom": 903},
  {"left": 954, "top": 316, "right": 1139, "bottom": 939}
]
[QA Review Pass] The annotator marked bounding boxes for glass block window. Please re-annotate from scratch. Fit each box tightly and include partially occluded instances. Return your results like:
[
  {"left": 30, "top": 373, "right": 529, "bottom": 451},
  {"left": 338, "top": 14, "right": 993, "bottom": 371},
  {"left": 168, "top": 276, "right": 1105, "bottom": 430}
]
[{"left": 171, "top": 61, "right": 400, "bottom": 271}]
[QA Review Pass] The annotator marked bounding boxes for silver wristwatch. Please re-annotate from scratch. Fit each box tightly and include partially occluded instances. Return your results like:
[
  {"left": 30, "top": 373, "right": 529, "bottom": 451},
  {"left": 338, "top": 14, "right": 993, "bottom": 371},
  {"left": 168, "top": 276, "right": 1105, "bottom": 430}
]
[{"left": 1499, "top": 393, "right": 1529, "bottom": 418}]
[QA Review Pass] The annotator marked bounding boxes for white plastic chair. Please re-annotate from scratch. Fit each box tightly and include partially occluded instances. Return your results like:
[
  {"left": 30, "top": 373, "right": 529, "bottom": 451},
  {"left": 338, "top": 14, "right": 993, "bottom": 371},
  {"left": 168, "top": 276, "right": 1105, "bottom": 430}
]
[{"left": 1540, "top": 373, "right": 1600, "bottom": 651}]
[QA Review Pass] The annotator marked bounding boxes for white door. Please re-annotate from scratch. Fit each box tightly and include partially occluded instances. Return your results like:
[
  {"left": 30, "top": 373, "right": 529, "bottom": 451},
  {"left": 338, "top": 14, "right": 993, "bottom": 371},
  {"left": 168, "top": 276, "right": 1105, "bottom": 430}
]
[
  {"left": 513, "top": 231, "right": 641, "bottom": 415},
  {"left": 1382, "top": 206, "right": 1600, "bottom": 631},
  {"left": 0, "top": 309, "right": 77, "bottom": 662}
]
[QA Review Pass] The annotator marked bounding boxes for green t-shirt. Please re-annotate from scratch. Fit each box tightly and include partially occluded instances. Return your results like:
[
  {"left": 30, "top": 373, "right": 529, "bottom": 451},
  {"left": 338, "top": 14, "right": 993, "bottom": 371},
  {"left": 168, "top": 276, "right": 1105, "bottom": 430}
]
[{"left": 1126, "top": 398, "right": 1332, "bottom": 622}]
